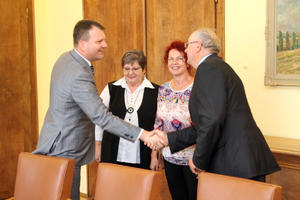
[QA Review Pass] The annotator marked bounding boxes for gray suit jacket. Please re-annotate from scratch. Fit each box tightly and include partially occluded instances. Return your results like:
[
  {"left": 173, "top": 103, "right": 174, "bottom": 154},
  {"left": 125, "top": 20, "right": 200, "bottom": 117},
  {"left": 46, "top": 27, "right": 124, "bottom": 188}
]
[{"left": 33, "top": 50, "right": 141, "bottom": 166}]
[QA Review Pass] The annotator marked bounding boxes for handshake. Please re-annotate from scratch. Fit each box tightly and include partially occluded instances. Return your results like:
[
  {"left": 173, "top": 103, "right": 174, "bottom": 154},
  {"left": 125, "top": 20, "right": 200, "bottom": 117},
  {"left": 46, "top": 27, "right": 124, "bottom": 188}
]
[{"left": 140, "top": 130, "right": 168, "bottom": 150}]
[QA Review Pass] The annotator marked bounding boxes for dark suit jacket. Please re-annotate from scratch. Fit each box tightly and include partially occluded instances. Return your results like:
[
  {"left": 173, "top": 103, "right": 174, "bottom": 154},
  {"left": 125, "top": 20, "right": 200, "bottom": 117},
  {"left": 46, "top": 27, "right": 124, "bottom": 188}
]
[{"left": 168, "top": 54, "right": 280, "bottom": 178}]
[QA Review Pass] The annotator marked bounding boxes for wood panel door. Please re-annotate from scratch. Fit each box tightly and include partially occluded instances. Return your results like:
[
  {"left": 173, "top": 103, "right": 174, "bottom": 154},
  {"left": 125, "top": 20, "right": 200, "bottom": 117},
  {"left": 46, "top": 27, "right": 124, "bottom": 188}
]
[
  {"left": 85, "top": 0, "right": 224, "bottom": 88},
  {"left": 84, "top": 0, "right": 224, "bottom": 198},
  {"left": 0, "top": 0, "right": 37, "bottom": 198},
  {"left": 84, "top": 0, "right": 146, "bottom": 93},
  {"left": 146, "top": 0, "right": 223, "bottom": 84}
]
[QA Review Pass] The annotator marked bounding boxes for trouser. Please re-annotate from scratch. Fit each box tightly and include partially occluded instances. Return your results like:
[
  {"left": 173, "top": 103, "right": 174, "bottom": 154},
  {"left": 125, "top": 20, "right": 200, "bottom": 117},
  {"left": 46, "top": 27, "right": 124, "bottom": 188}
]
[
  {"left": 164, "top": 159, "right": 198, "bottom": 200},
  {"left": 71, "top": 165, "right": 81, "bottom": 200}
]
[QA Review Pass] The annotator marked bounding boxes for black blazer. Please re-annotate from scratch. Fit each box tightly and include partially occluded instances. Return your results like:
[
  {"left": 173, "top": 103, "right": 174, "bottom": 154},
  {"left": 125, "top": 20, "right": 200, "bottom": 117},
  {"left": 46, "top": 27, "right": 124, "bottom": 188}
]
[
  {"left": 101, "top": 81, "right": 159, "bottom": 169},
  {"left": 168, "top": 54, "right": 280, "bottom": 178}
]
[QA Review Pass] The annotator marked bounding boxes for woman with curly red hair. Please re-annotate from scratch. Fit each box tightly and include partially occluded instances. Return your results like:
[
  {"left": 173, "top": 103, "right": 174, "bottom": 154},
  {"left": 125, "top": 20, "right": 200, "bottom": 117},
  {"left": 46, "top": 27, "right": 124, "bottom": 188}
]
[{"left": 152, "top": 41, "right": 197, "bottom": 200}]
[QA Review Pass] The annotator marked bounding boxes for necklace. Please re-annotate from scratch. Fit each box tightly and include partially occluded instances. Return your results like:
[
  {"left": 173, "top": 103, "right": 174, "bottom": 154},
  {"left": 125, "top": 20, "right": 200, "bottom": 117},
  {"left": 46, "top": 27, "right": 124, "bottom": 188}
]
[{"left": 125, "top": 89, "right": 141, "bottom": 114}]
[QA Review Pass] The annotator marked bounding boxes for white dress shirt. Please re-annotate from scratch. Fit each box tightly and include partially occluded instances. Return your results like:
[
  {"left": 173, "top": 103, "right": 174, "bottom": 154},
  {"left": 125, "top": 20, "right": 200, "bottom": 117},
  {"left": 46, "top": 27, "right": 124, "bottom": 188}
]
[{"left": 95, "top": 77, "right": 154, "bottom": 164}]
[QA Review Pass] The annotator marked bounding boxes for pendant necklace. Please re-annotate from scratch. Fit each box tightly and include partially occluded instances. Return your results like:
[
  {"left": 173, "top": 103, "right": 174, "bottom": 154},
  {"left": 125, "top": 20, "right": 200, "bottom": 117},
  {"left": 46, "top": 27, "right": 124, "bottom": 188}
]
[{"left": 125, "top": 89, "right": 141, "bottom": 114}]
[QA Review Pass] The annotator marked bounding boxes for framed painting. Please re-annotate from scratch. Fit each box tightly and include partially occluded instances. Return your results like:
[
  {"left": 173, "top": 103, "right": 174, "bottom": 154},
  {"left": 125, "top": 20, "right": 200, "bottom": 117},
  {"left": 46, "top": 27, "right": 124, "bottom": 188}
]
[{"left": 265, "top": 0, "right": 300, "bottom": 86}]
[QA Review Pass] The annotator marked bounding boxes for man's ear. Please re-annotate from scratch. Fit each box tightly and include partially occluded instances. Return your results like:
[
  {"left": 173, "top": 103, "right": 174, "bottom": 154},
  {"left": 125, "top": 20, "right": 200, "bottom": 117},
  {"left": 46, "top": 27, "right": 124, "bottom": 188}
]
[{"left": 196, "top": 41, "right": 203, "bottom": 52}]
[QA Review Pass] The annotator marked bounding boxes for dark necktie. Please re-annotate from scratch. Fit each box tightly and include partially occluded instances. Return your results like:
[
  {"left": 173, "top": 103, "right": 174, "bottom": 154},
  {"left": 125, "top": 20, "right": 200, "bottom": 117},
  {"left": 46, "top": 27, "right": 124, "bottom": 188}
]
[{"left": 90, "top": 65, "right": 94, "bottom": 76}]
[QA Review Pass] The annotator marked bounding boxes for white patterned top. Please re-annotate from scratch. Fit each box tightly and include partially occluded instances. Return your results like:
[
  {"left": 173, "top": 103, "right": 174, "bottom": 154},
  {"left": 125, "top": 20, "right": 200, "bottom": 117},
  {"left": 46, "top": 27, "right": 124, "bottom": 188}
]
[{"left": 154, "top": 82, "right": 195, "bottom": 166}]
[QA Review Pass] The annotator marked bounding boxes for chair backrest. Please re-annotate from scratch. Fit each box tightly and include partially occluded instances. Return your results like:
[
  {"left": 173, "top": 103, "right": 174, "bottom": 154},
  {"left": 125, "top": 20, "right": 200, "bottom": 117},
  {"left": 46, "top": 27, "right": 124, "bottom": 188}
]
[
  {"left": 94, "top": 163, "right": 161, "bottom": 200},
  {"left": 13, "top": 152, "right": 75, "bottom": 200},
  {"left": 197, "top": 172, "right": 282, "bottom": 200}
]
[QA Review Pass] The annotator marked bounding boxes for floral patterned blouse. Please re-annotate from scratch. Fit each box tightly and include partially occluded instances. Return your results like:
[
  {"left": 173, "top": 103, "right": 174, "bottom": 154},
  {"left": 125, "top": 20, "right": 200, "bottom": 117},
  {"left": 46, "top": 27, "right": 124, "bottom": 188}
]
[{"left": 154, "top": 82, "right": 195, "bottom": 166}]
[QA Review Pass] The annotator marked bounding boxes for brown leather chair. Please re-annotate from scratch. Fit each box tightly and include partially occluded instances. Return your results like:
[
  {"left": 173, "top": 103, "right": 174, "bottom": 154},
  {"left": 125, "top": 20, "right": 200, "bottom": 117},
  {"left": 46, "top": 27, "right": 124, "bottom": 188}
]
[
  {"left": 12, "top": 152, "right": 75, "bottom": 200},
  {"left": 197, "top": 172, "right": 282, "bottom": 200},
  {"left": 94, "top": 163, "right": 161, "bottom": 200}
]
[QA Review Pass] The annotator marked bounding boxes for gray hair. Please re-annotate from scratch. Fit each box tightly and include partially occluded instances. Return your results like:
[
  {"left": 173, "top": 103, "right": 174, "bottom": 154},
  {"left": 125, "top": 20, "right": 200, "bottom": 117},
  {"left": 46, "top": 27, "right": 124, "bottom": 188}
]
[{"left": 192, "top": 28, "right": 220, "bottom": 54}]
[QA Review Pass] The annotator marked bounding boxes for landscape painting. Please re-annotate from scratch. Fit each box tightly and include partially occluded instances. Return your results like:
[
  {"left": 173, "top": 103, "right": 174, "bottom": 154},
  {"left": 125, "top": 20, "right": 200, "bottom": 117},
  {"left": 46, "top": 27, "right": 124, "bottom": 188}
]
[
  {"left": 265, "top": 0, "right": 300, "bottom": 86},
  {"left": 277, "top": 0, "right": 300, "bottom": 74}
]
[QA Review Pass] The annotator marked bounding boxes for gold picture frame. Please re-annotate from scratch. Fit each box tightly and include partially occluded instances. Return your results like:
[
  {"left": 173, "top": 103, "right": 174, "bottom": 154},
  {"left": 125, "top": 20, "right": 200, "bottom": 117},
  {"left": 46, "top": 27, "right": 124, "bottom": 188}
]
[{"left": 265, "top": 0, "right": 300, "bottom": 86}]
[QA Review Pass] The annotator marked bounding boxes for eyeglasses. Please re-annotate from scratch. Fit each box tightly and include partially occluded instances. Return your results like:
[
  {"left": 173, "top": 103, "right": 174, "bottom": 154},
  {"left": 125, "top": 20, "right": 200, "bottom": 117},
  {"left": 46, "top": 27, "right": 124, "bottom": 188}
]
[
  {"left": 184, "top": 41, "right": 200, "bottom": 49},
  {"left": 167, "top": 57, "right": 185, "bottom": 63},
  {"left": 123, "top": 67, "right": 142, "bottom": 73}
]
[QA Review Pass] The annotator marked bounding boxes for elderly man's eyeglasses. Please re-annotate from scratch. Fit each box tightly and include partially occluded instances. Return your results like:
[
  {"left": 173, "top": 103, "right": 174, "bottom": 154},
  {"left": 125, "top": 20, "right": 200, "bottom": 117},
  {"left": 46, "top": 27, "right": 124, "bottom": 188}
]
[{"left": 184, "top": 41, "right": 200, "bottom": 49}]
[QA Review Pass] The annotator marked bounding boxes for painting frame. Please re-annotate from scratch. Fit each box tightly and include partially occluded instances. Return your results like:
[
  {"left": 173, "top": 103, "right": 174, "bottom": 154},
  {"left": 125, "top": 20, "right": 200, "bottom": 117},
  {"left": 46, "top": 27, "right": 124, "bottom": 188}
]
[{"left": 265, "top": 0, "right": 300, "bottom": 86}]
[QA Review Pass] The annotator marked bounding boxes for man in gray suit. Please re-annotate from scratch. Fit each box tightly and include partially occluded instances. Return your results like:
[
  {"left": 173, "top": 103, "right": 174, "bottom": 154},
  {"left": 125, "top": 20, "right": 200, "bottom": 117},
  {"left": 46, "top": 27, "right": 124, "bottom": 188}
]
[{"left": 33, "top": 20, "right": 163, "bottom": 200}]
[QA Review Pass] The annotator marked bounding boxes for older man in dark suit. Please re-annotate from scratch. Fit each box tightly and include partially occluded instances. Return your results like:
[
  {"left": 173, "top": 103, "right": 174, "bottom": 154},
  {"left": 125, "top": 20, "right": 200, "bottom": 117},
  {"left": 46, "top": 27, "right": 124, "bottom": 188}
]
[{"left": 159, "top": 28, "right": 280, "bottom": 182}]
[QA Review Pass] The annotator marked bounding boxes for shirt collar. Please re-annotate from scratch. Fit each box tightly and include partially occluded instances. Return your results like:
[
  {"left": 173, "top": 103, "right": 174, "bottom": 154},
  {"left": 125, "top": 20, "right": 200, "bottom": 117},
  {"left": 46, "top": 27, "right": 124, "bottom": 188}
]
[
  {"left": 74, "top": 49, "right": 91, "bottom": 66},
  {"left": 113, "top": 76, "right": 155, "bottom": 91},
  {"left": 197, "top": 53, "right": 212, "bottom": 66}
]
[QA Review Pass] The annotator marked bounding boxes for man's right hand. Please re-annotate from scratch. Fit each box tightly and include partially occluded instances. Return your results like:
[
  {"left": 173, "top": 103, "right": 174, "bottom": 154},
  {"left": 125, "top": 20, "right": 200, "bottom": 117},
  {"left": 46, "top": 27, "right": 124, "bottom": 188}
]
[{"left": 189, "top": 157, "right": 204, "bottom": 175}]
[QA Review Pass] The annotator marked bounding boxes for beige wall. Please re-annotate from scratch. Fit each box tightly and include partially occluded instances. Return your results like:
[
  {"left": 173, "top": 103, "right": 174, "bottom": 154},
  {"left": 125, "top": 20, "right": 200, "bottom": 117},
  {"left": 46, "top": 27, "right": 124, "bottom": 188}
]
[
  {"left": 225, "top": 1, "right": 300, "bottom": 139},
  {"left": 34, "top": 0, "right": 300, "bottom": 195},
  {"left": 35, "top": 0, "right": 83, "bottom": 131}
]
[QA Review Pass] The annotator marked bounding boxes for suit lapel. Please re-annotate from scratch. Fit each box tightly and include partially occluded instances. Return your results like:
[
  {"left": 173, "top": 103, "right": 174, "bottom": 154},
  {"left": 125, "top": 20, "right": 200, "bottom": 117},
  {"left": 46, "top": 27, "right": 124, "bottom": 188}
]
[
  {"left": 70, "top": 49, "right": 95, "bottom": 77},
  {"left": 70, "top": 50, "right": 90, "bottom": 68}
]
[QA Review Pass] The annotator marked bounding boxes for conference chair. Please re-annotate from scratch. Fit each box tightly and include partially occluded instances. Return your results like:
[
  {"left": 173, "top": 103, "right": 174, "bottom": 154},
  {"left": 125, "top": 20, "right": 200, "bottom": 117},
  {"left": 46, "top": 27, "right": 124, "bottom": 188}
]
[
  {"left": 197, "top": 172, "right": 282, "bottom": 200},
  {"left": 12, "top": 152, "right": 75, "bottom": 200},
  {"left": 94, "top": 163, "right": 161, "bottom": 200}
]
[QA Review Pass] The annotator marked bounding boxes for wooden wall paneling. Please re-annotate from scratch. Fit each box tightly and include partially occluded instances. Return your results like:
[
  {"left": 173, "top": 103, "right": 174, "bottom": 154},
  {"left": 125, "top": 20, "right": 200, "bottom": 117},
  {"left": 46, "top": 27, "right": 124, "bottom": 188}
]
[
  {"left": 265, "top": 136, "right": 300, "bottom": 200},
  {"left": 267, "top": 154, "right": 300, "bottom": 200},
  {"left": 84, "top": 0, "right": 146, "bottom": 198},
  {"left": 216, "top": 0, "right": 225, "bottom": 59},
  {"left": 0, "top": 0, "right": 37, "bottom": 198},
  {"left": 25, "top": 0, "right": 38, "bottom": 159}
]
